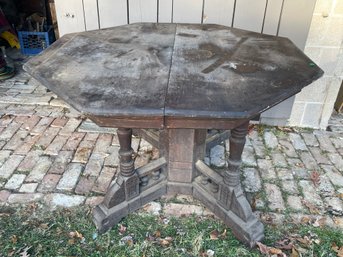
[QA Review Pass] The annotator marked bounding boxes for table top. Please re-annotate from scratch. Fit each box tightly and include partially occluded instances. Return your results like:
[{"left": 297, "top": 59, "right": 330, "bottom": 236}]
[{"left": 24, "top": 23, "right": 323, "bottom": 129}]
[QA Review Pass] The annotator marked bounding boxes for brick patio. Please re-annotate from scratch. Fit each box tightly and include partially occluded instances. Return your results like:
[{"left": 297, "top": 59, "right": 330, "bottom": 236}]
[{"left": 0, "top": 50, "right": 342, "bottom": 229}]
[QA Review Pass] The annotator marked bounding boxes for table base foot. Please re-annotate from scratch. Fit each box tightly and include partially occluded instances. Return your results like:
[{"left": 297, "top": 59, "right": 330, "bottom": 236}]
[
  {"left": 193, "top": 180, "right": 264, "bottom": 247},
  {"left": 167, "top": 181, "right": 193, "bottom": 195},
  {"left": 93, "top": 181, "right": 167, "bottom": 233},
  {"left": 93, "top": 127, "right": 264, "bottom": 248}
]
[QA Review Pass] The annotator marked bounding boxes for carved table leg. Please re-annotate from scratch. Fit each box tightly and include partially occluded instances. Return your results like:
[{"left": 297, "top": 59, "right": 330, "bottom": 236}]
[
  {"left": 93, "top": 128, "right": 167, "bottom": 233},
  {"left": 219, "top": 121, "right": 264, "bottom": 245},
  {"left": 193, "top": 122, "right": 264, "bottom": 247}
]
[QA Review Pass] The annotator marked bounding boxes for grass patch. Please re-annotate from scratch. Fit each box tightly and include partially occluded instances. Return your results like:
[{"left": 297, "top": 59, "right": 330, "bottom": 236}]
[{"left": 0, "top": 205, "right": 342, "bottom": 257}]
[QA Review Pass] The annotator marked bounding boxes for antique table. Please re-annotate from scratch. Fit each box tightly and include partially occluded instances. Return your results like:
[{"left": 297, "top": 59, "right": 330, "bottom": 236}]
[{"left": 24, "top": 23, "right": 323, "bottom": 247}]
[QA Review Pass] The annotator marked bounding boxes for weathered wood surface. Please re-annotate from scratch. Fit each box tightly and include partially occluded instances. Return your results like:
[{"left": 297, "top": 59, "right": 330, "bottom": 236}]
[
  {"left": 25, "top": 24, "right": 176, "bottom": 128},
  {"left": 24, "top": 23, "right": 323, "bottom": 129},
  {"left": 165, "top": 24, "right": 322, "bottom": 120}
]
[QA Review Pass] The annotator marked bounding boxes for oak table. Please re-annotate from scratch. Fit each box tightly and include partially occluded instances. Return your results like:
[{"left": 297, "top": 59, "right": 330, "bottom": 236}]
[{"left": 24, "top": 23, "right": 323, "bottom": 247}]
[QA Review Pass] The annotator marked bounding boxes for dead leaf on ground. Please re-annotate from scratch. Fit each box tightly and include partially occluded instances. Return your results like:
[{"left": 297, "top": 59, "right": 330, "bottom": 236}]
[
  {"left": 295, "top": 162, "right": 305, "bottom": 168},
  {"left": 302, "top": 200, "right": 321, "bottom": 214},
  {"left": 269, "top": 247, "right": 283, "bottom": 255},
  {"left": 69, "top": 231, "right": 83, "bottom": 239},
  {"left": 28, "top": 203, "right": 38, "bottom": 210},
  {"left": 332, "top": 243, "right": 343, "bottom": 257},
  {"left": 260, "top": 213, "right": 275, "bottom": 224},
  {"left": 248, "top": 124, "right": 255, "bottom": 135},
  {"left": 291, "top": 247, "right": 300, "bottom": 257},
  {"left": 153, "top": 230, "right": 161, "bottom": 238},
  {"left": 256, "top": 242, "right": 269, "bottom": 255},
  {"left": 68, "top": 238, "right": 75, "bottom": 245},
  {"left": 277, "top": 126, "right": 293, "bottom": 132},
  {"left": 312, "top": 217, "right": 326, "bottom": 228},
  {"left": 1, "top": 114, "right": 13, "bottom": 120},
  {"left": 209, "top": 229, "right": 227, "bottom": 240},
  {"left": 276, "top": 238, "right": 294, "bottom": 250},
  {"left": 142, "top": 203, "right": 152, "bottom": 211},
  {"left": 39, "top": 223, "right": 49, "bottom": 229},
  {"left": 209, "top": 230, "right": 219, "bottom": 240},
  {"left": 300, "top": 216, "right": 311, "bottom": 224},
  {"left": 310, "top": 171, "right": 321, "bottom": 187},
  {"left": 120, "top": 235, "right": 134, "bottom": 246},
  {"left": 11, "top": 235, "right": 17, "bottom": 244},
  {"left": 337, "top": 193, "right": 343, "bottom": 200},
  {"left": 333, "top": 217, "right": 343, "bottom": 226},
  {"left": 220, "top": 229, "right": 227, "bottom": 239},
  {"left": 256, "top": 241, "right": 287, "bottom": 256},
  {"left": 56, "top": 227, "right": 63, "bottom": 235},
  {"left": 159, "top": 239, "right": 170, "bottom": 246},
  {"left": 296, "top": 236, "right": 311, "bottom": 247},
  {"left": 158, "top": 237, "right": 173, "bottom": 247},
  {"left": 118, "top": 224, "right": 127, "bottom": 235}
]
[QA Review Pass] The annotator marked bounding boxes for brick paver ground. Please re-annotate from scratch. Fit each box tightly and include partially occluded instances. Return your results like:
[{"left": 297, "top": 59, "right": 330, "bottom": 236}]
[{"left": 0, "top": 50, "right": 342, "bottom": 229}]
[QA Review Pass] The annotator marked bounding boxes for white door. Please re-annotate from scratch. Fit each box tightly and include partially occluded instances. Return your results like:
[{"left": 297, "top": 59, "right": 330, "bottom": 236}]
[{"left": 55, "top": 0, "right": 85, "bottom": 37}]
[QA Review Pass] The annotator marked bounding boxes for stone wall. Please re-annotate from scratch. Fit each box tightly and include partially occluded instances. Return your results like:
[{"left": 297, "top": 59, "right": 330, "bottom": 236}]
[{"left": 289, "top": 0, "right": 343, "bottom": 129}]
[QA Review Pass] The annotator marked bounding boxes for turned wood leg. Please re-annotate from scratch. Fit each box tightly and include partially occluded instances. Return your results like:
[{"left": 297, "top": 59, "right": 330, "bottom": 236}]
[
  {"left": 193, "top": 121, "right": 264, "bottom": 247},
  {"left": 219, "top": 121, "right": 251, "bottom": 215},
  {"left": 102, "top": 128, "right": 139, "bottom": 208},
  {"left": 223, "top": 121, "right": 248, "bottom": 187},
  {"left": 117, "top": 128, "right": 135, "bottom": 177}
]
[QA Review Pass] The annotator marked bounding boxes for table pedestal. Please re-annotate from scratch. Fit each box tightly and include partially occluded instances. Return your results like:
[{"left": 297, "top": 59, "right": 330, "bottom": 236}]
[{"left": 93, "top": 122, "right": 264, "bottom": 247}]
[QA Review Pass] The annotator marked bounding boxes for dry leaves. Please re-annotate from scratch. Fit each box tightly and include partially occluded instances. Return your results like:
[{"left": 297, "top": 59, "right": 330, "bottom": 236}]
[
  {"left": 310, "top": 171, "right": 321, "bottom": 187},
  {"left": 333, "top": 216, "right": 343, "bottom": 226},
  {"left": 153, "top": 230, "right": 161, "bottom": 238},
  {"left": 296, "top": 236, "right": 312, "bottom": 246},
  {"left": 332, "top": 243, "right": 343, "bottom": 257},
  {"left": 11, "top": 235, "right": 17, "bottom": 244},
  {"left": 39, "top": 223, "right": 50, "bottom": 230},
  {"left": 68, "top": 230, "right": 84, "bottom": 245},
  {"left": 145, "top": 230, "right": 173, "bottom": 247},
  {"left": 277, "top": 126, "right": 293, "bottom": 132},
  {"left": 295, "top": 162, "right": 305, "bottom": 168},
  {"left": 276, "top": 238, "right": 294, "bottom": 250},
  {"left": 69, "top": 231, "right": 83, "bottom": 239},
  {"left": 301, "top": 200, "right": 321, "bottom": 214},
  {"left": 256, "top": 241, "right": 287, "bottom": 256},
  {"left": 120, "top": 235, "right": 134, "bottom": 246},
  {"left": 297, "top": 215, "right": 326, "bottom": 228},
  {"left": 248, "top": 124, "right": 256, "bottom": 135},
  {"left": 312, "top": 217, "right": 326, "bottom": 228},
  {"left": 256, "top": 233, "right": 326, "bottom": 257},
  {"left": 209, "top": 229, "right": 226, "bottom": 240},
  {"left": 157, "top": 236, "right": 173, "bottom": 247},
  {"left": 291, "top": 247, "right": 299, "bottom": 257},
  {"left": 118, "top": 224, "right": 127, "bottom": 235},
  {"left": 260, "top": 213, "right": 277, "bottom": 224}
]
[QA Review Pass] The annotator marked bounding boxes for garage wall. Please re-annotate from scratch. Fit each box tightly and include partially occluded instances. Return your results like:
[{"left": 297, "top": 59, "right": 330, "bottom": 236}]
[{"left": 289, "top": 0, "right": 343, "bottom": 129}]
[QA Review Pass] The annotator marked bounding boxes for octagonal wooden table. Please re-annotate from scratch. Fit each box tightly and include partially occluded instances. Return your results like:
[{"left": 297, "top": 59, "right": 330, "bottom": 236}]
[{"left": 24, "top": 23, "right": 323, "bottom": 247}]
